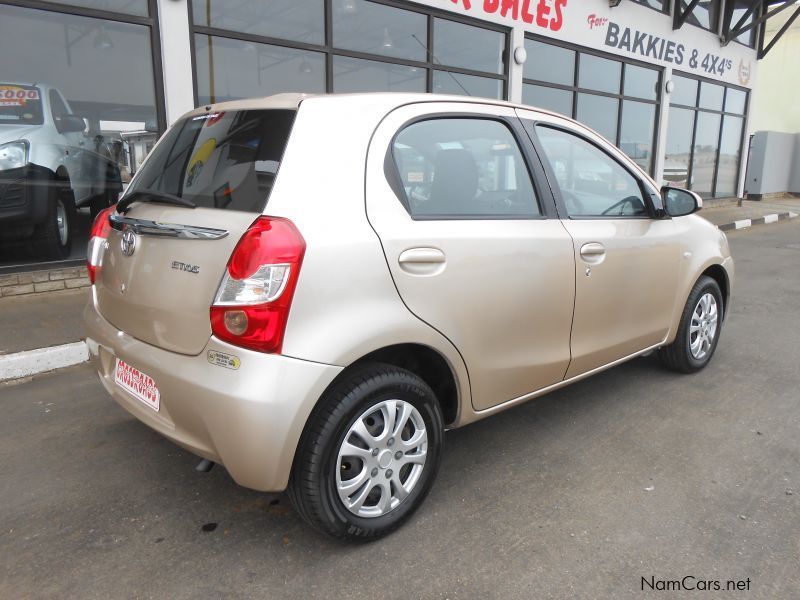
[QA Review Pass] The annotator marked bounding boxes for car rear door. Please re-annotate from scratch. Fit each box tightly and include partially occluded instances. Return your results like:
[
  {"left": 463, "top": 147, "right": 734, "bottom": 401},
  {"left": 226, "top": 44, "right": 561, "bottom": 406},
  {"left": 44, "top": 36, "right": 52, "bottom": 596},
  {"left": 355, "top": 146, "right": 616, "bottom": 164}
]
[
  {"left": 366, "top": 102, "right": 575, "bottom": 411},
  {"left": 518, "top": 109, "right": 683, "bottom": 378}
]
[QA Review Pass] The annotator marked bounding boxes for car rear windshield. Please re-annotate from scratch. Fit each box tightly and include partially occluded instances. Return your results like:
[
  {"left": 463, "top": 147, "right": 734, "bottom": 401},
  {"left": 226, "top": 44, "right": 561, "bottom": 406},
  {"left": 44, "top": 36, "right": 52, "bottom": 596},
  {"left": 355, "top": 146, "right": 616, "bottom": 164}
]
[
  {"left": 0, "top": 84, "right": 43, "bottom": 125},
  {"left": 126, "top": 109, "right": 296, "bottom": 212}
]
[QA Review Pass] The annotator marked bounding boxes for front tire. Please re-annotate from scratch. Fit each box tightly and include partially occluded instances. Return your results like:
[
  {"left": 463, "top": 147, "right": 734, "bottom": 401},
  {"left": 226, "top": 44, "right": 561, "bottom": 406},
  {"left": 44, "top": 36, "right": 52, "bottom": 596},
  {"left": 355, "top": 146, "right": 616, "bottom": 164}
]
[
  {"left": 31, "top": 178, "right": 74, "bottom": 260},
  {"left": 660, "top": 275, "right": 723, "bottom": 373},
  {"left": 288, "top": 363, "right": 444, "bottom": 541}
]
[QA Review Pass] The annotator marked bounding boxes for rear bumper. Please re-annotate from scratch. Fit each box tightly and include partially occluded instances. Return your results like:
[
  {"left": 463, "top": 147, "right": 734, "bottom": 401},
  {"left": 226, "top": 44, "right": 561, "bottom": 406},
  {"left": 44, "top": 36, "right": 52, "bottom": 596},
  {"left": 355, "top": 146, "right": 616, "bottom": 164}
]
[{"left": 84, "top": 291, "right": 342, "bottom": 492}]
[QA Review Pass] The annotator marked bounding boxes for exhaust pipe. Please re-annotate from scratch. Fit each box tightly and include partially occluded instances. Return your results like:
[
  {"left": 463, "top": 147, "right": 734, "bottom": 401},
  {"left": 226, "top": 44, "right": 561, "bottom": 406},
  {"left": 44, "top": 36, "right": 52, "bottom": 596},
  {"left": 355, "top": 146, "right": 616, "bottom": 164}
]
[{"left": 195, "top": 458, "right": 215, "bottom": 473}]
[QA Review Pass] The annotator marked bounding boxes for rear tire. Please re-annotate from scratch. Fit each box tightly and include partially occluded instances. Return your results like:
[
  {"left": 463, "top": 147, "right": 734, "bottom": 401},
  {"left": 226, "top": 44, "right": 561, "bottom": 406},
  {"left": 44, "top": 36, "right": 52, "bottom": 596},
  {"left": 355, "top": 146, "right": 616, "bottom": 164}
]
[
  {"left": 660, "top": 275, "right": 723, "bottom": 373},
  {"left": 31, "top": 178, "right": 74, "bottom": 260},
  {"left": 288, "top": 363, "right": 444, "bottom": 541}
]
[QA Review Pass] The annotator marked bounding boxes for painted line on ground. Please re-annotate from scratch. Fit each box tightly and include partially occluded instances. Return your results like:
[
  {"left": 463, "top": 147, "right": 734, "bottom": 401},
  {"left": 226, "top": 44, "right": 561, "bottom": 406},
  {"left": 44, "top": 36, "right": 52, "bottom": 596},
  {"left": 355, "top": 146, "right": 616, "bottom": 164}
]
[
  {"left": 718, "top": 212, "right": 797, "bottom": 232},
  {"left": 0, "top": 341, "right": 88, "bottom": 382}
]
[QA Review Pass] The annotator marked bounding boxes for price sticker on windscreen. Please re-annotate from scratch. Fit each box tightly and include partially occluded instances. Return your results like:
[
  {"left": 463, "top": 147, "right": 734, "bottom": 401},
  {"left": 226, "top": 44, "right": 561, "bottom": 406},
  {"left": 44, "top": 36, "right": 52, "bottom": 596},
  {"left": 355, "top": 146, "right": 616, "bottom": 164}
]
[{"left": 0, "top": 86, "right": 40, "bottom": 107}]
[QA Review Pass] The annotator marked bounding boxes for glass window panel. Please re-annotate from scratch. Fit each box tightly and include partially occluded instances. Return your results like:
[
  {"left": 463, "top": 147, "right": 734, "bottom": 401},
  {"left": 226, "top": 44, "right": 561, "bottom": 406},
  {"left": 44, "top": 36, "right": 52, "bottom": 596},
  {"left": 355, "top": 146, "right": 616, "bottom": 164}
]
[
  {"left": 725, "top": 88, "right": 747, "bottom": 114},
  {"left": 523, "top": 40, "right": 575, "bottom": 85},
  {"left": 433, "top": 18, "right": 505, "bottom": 75},
  {"left": 392, "top": 118, "right": 540, "bottom": 217},
  {"left": 620, "top": 101, "right": 656, "bottom": 173},
  {"left": 433, "top": 71, "right": 503, "bottom": 99},
  {"left": 194, "top": 35, "right": 325, "bottom": 105},
  {"left": 699, "top": 82, "right": 724, "bottom": 111},
  {"left": 45, "top": 0, "right": 148, "bottom": 16},
  {"left": 630, "top": 0, "right": 667, "bottom": 10},
  {"left": 333, "top": 0, "right": 427, "bottom": 62},
  {"left": 680, "top": 0, "right": 720, "bottom": 32},
  {"left": 333, "top": 56, "right": 426, "bottom": 93},
  {"left": 731, "top": 7, "right": 755, "bottom": 46},
  {"left": 671, "top": 75, "right": 698, "bottom": 106},
  {"left": 577, "top": 54, "right": 621, "bottom": 94},
  {"left": 522, "top": 84, "right": 573, "bottom": 116},
  {"left": 535, "top": 126, "right": 647, "bottom": 218},
  {"left": 664, "top": 107, "right": 694, "bottom": 188},
  {"left": 624, "top": 64, "right": 659, "bottom": 100},
  {"left": 192, "top": 0, "right": 324, "bottom": 45},
  {"left": 692, "top": 112, "right": 721, "bottom": 197},
  {"left": 0, "top": 4, "right": 158, "bottom": 268},
  {"left": 576, "top": 94, "right": 619, "bottom": 143},
  {"left": 715, "top": 116, "right": 743, "bottom": 197}
]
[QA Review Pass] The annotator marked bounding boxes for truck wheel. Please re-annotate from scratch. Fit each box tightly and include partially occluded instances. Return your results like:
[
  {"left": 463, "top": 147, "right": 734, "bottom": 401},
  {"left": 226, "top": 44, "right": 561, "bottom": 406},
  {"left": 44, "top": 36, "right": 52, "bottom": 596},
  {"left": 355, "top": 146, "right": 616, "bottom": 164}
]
[
  {"left": 288, "top": 363, "right": 444, "bottom": 541},
  {"left": 31, "top": 180, "right": 74, "bottom": 260}
]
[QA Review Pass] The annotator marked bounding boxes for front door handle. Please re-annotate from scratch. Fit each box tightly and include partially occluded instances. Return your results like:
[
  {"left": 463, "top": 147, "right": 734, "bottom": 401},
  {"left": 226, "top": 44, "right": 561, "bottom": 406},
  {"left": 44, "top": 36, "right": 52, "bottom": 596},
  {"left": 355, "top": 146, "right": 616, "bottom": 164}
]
[
  {"left": 398, "top": 247, "right": 446, "bottom": 276},
  {"left": 579, "top": 242, "right": 606, "bottom": 264}
]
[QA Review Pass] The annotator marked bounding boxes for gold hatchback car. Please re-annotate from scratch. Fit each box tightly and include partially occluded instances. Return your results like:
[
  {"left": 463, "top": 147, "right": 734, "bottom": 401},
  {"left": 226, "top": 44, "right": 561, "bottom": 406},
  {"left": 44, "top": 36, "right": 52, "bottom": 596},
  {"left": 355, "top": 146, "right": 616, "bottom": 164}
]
[{"left": 85, "top": 93, "right": 733, "bottom": 540}]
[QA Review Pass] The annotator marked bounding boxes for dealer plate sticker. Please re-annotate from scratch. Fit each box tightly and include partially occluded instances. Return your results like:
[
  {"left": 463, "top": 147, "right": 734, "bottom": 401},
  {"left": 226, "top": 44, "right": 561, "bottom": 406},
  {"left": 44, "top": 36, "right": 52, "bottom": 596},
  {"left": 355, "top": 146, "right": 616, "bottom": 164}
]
[{"left": 114, "top": 358, "right": 160, "bottom": 411}]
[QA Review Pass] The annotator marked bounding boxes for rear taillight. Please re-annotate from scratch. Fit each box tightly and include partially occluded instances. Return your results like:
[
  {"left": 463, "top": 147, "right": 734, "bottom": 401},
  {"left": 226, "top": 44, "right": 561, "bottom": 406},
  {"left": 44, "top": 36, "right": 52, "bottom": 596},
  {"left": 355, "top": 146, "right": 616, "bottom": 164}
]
[
  {"left": 87, "top": 205, "right": 116, "bottom": 284},
  {"left": 210, "top": 216, "right": 306, "bottom": 354}
]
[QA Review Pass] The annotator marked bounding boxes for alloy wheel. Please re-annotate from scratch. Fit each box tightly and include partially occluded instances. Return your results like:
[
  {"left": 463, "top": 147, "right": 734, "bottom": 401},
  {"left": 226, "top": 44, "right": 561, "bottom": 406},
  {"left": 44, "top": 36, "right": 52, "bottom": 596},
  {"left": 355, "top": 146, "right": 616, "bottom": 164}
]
[{"left": 689, "top": 292, "right": 718, "bottom": 360}]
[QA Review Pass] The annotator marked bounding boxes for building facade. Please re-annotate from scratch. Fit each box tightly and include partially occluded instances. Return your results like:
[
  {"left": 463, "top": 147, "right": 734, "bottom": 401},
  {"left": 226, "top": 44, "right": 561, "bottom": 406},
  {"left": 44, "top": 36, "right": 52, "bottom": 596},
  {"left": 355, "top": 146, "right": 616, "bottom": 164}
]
[{"left": 0, "top": 0, "right": 762, "bottom": 274}]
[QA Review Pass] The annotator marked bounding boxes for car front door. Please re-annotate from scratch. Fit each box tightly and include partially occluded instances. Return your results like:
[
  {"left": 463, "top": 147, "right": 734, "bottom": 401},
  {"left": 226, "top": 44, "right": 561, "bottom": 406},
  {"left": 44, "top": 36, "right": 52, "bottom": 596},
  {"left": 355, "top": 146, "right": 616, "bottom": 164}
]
[
  {"left": 366, "top": 103, "right": 575, "bottom": 411},
  {"left": 520, "top": 112, "right": 684, "bottom": 379},
  {"left": 49, "top": 89, "right": 89, "bottom": 202}
]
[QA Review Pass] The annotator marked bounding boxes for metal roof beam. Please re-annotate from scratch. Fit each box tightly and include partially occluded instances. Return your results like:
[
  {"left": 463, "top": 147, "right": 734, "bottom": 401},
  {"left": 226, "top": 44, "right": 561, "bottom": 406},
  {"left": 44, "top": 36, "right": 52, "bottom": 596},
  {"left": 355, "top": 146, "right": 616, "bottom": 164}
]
[
  {"left": 758, "top": 3, "right": 800, "bottom": 58},
  {"left": 673, "top": 0, "right": 703, "bottom": 30}
]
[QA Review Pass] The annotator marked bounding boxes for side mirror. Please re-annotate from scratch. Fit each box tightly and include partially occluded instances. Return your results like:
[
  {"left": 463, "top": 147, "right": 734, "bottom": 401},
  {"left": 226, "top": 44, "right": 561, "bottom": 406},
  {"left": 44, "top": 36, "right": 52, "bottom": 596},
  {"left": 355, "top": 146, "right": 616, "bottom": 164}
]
[
  {"left": 661, "top": 186, "right": 702, "bottom": 217},
  {"left": 56, "top": 114, "right": 87, "bottom": 134}
]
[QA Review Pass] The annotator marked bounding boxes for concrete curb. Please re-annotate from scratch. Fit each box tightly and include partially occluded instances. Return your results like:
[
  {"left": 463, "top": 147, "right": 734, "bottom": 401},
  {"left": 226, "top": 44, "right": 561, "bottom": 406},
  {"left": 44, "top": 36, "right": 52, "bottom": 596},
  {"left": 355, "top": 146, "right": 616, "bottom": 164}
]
[
  {"left": 717, "top": 211, "right": 798, "bottom": 232},
  {"left": 0, "top": 341, "right": 89, "bottom": 382}
]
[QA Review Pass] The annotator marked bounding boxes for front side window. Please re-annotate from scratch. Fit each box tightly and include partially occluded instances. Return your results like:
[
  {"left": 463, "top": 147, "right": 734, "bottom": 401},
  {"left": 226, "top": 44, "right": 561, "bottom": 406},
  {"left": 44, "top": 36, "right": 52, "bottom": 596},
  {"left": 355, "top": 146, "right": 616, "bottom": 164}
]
[
  {"left": 535, "top": 126, "right": 647, "bottom": 218},
  {"left": 392, "top": 118, "right": 540, "bottom": 218}
]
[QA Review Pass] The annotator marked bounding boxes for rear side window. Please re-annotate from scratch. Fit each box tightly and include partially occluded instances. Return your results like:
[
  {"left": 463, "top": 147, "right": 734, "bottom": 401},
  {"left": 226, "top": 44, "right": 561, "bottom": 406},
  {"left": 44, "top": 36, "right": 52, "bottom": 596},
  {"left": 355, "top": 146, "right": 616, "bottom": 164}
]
[
  {"left": 128, "top": 109, "right": 296, "bottom": 212},
  {"left": 391, "top": 118, "right": 540, "bottom": 218}
]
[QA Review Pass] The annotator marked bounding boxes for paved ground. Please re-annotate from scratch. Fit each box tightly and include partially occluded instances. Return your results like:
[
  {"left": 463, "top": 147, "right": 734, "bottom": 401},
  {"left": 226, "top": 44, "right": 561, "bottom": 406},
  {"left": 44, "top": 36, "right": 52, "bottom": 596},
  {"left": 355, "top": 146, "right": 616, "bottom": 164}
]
[
  {"left": 700, "top": 196, "right": 800, "bottom": 227},
  {"left": 0, "top": 288, "right": 89, "bottom": 355},
  {"left": 2, "top": 220, "right": 799, "bottom": 599}
]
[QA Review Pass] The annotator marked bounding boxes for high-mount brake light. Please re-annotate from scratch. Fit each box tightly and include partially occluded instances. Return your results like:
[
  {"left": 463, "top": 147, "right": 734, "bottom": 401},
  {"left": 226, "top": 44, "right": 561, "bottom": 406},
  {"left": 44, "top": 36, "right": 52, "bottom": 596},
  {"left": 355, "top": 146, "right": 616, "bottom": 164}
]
[
  {"left": 86, "top": 205, "right": 116, "bottom": 285},
  {"left": 210, "top": 216, "right": 306, "bottom": 353}
]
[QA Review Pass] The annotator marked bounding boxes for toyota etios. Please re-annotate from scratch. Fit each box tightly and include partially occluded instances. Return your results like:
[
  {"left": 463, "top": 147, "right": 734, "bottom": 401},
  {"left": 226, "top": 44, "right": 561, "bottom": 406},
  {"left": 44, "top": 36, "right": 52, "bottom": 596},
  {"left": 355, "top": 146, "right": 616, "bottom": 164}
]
[{"left": 85, "top": 93, "right": 733, "bottom": 540}]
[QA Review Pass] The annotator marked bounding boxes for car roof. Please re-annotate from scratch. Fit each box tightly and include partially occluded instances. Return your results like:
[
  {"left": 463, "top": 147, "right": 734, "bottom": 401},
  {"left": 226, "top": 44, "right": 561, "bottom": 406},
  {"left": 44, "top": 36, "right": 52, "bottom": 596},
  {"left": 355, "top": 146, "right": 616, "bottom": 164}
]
[{"left": 186, "top": 92, "right": 576, "bottom": 126}]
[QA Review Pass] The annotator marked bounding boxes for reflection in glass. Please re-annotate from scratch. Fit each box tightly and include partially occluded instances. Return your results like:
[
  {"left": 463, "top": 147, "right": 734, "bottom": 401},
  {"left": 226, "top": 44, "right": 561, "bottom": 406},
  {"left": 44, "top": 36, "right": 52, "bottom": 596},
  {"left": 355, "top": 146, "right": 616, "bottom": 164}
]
[
  {"left": 680, "top": 0, "right": 720, "bottom": 31},
  {"left": 624, "top": 64, "right": 659, "bottom": 100},
  {"left": 699, "top": 82, "right": 724, "bottom": 111},
  {"left": 333, "top": 56, "right": 426, "bottom": 93},
  {"left": 664, "top": 107, "right": 694, "bottom": 188},
  {"left": 433, "top": 18, "right": 505, "bottom": 74},
  {"left": 725, "top": 88, "right": 747, "bottom": 115},
  {"left": 333, "top": 0, "right": 426, "bottom": 61},
  {"left": 192, "top": 0, "right": 324, "bottom": 44},
  {"left": 577, "top": 54, "right": 621, "bottom": 94},
  {"left": 432, "top": 71, "right": 503, "bottom": 99},
  {"left": 620, "top": 101, "right": 656, "bottom": 173},
  {"left": 0, "top": 4, "right": 157, "bottom": 266},
  {"left": 523, "top": 40, "right": 574, "bottom": 85},
  {"left": 195, "top": 35, "right": 325, "bottom": 104},
  {"left": 692, "top": 112, "right": 721, "bottom": 198},
  {"left": 46, "top": 0, "right": 148, "bottom": 17},
  {"left": 522, "top": 84, "right": 573, "bottom": 116},
  {"left": 670, "top": 75, "right": 698, "bottom": 106},
  {"left": 576, "top": 94, "right": 618, "bottom": 143},
  {"left": 715, "top": 116, "right": 743, "bottom": 197}
]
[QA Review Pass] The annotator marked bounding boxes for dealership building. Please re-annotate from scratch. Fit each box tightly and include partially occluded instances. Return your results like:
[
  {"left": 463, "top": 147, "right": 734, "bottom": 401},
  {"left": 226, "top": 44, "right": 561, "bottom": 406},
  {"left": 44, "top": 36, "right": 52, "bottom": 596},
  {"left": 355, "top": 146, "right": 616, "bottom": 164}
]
[{"left": 0, "top": 0, "right": 795, "bottom": 275}]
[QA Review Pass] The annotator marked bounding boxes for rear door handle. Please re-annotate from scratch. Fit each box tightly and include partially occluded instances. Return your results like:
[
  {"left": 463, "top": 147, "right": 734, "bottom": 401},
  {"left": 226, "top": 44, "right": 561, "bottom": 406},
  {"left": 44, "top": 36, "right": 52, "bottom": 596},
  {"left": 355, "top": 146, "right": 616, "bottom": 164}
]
[
  {"left": 398, "top": 247, "right": 446, "bottom": 275},
  {"left": 579, "top": 242, "right": 606, "bottom": 264}
]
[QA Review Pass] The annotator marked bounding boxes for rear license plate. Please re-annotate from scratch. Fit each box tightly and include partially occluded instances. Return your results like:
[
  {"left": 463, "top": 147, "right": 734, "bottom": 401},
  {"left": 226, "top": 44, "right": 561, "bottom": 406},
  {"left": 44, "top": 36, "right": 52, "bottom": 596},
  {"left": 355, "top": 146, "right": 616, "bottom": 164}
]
[{"left": 114, "top": 358, "right": 160, "bottom": 412}]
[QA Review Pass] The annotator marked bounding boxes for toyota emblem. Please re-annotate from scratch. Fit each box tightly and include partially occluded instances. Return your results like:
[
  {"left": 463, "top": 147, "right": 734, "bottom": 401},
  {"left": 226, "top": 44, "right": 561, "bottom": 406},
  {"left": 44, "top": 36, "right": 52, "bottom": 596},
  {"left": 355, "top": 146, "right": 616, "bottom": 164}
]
[{"left": 121, "top": 228, "right": 137, "bottom": 257}]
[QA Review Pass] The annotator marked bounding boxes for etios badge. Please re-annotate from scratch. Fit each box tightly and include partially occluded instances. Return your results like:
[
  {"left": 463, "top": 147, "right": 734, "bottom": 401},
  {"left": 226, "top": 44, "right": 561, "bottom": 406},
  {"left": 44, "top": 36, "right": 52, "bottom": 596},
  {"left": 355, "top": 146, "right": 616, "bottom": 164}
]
[{"left": 121, "top": 228, "right": 137, "bottom": 257}]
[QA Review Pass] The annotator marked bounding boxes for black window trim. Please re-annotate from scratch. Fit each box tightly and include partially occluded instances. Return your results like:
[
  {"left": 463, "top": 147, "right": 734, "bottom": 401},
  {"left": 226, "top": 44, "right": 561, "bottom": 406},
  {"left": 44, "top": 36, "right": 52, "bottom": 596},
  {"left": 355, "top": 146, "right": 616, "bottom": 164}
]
[
  {"left": 521, "top": 32, "right": 663, "bottom": 177},
  {"left": 525, "top": 120, "right": 662, "bottom": 221},
  {"left": 630, "top": 0, "right": 670, "bottom": 16},
  {"left": 677, "top": 0, "right": 723, "bottom": 35},
  {"left": 384, "top": 111, "right": 558, "bottom": 222},
  {"left": 188, "top": 0, "right": 511, "bottom": 103}
]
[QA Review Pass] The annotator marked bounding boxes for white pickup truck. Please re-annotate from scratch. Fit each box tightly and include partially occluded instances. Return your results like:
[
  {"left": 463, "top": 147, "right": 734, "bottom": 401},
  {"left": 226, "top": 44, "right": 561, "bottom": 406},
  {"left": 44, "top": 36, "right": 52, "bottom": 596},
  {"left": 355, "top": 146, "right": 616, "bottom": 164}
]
[{"left": 0, "top": 83, "right": 122, "bottom": 259}]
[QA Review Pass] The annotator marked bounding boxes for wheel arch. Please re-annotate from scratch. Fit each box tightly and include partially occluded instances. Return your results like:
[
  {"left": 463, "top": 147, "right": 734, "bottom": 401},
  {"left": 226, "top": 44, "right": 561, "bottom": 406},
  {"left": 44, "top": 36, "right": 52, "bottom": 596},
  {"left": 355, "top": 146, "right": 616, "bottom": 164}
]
[{"left": 701, "top": 263, "right": 729, "bottom": 320}]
